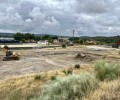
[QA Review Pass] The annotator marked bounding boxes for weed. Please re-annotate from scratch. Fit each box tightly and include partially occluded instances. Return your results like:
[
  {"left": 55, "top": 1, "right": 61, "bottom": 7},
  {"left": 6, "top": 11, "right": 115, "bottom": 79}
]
[
  {"left": 63, "top": 68, "right": 73, "bottom": 75},
  {"left": 50, "top": 75, "right": 57, "bottom": 80},
  {"left": 75, "top": 64, "right": 80, "bottom": 69},
  {"left": 34, "top": 75, "right": 41, "bottom": 80},
  {"left": 61, "top": 44, "right": 66, "bottom": 48},
  {"left": 34, "top": 73, "right": 48, "bottom": 81}
]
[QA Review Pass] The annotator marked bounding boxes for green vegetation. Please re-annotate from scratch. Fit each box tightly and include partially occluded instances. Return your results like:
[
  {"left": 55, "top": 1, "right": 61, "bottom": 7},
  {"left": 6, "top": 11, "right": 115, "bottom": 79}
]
[
  {"left": 34, "top": 74, "right": 42, "bottom": 80},
  {"left": 74, "top": 64, "right": 80, "bottom": 69},
  {"left": 1, "top": 60, "right": 120, "bottom": 100},
  {"left": 37, "top": 73, "right": 98, "bottom": 100},
  {"left": 95, "top": 61, "right": 120, "bottom": 81},
  {"left": 61, "top": 43, "right": 67, "bottom": 48},
  {"left": 63, "top": 68, "right": 73, "bottom": 75},
  {"left": 50, "top": 75, "right": 57, "bottom": 80},
  {"left": 34, "top": 74, "right": 48, "bottom": 81},
  {"left": 13, "top": 32, "right": 35, "bottom": 42},
  {"left": 13, "top": 33, "right": 58, "bottom": 43},
  {"left": 69, "top": 35, "right": 120, "bottom": 45}
]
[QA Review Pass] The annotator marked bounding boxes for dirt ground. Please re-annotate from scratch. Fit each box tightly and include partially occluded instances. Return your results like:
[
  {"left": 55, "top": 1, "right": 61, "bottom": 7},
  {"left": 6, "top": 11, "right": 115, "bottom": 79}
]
[{"left": 0, "top": 46, "right": 120, "bottom": 80}]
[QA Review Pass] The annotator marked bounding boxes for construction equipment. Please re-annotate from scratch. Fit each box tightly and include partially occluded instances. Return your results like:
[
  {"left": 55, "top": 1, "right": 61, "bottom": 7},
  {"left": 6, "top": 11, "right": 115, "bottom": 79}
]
[
  {"left": 3, "top": 51, "right": 20, "bottom": 61},
  {"left": 2, "top": 45, "right": 20, "bottom": 61}
]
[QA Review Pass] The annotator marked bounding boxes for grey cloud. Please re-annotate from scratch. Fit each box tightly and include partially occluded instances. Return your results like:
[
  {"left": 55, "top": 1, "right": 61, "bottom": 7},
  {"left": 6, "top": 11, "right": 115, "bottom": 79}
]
[
  {"left": 17, "top": 1, "right": 36, "bottom": 20},
  {"left": 0, "top": 0, "right": 120, "bottom": 36}
]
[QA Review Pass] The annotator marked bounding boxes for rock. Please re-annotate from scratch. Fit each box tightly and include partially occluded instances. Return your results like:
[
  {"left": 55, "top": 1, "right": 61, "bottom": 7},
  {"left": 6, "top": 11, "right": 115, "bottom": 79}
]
[{"left": 75, "top": 53, "right": 86, "bottom": 58}]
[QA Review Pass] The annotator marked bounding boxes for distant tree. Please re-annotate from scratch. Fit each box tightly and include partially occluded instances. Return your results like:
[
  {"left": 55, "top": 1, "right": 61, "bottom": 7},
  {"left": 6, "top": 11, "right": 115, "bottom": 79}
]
[
  {"left": 35, "top": 36, "right": 42, "bottom": 41},
  {"left": 52, "top": 36, "right": 58, "bottom": 40},
  {"left": 21, "top": 38, "right": 25, "bottom": 43},
  {"left": 13, "top": 32, "right": 35, "bottom": 41},
  {"left": 42, "top": 35, "right": 51, "bottom": 40},
  {"left": 79, "top": 39, "right": 84, "bottom": 44},
  {"left": 48, "top": 37, "right": 53, "bottom": 43},
  {"left": 13, "top": 32, "right": 23, "bottom": 41},
  {"left": 24, "top": 33, "right": 35, "bottom": 40}
]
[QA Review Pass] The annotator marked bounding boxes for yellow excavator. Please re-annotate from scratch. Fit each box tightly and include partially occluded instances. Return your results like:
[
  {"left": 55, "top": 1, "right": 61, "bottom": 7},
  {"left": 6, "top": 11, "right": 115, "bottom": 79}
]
[{"left": 2, "top": 46, "right": 20, "bottom": 61}]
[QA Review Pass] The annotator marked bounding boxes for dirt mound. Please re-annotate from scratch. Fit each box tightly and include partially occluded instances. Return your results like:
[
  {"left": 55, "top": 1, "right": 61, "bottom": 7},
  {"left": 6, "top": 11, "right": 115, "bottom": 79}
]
[{"left": 75, "top": 52, "right": 106, "bottom": 62}]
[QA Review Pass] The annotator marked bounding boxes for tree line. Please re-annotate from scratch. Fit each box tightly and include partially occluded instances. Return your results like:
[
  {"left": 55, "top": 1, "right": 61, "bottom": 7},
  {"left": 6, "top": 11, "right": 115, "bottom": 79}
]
[
  {"left": 13, "top": 32, "right": 58, "bottom": 43},
  {"left": 12, "top": 32, "right": 120, "bottom": 44}
]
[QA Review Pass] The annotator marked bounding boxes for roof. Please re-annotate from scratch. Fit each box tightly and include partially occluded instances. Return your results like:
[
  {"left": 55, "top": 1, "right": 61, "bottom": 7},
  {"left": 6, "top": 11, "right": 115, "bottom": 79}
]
[{"left": 0, "top": 37, "right": 14, "bottom": 40}]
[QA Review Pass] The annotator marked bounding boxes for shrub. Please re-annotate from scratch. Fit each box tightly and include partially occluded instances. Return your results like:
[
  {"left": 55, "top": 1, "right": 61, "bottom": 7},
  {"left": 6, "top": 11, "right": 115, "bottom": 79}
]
[
  {"left": 50, "top": 75, "right": 57, "bottom": 80},
  {"left": 118, "top": 51, "right": 120, "bottom": 55},
  {"left": 34, "top": 75, "right": 42, "bottom": 80},
  {"left": 4, "top": 45, "right": 9, "bottom": 50},
  {"left": 95, "top": 61, "right": 120, "bottom": 81},
  {"left": 75, "top": 64, "right": 80, "bottom": 69},
  {"left": 63, "top": 68, "right": 73, "bottom": 75},
  {"left": 37, "top": 73, "right": 98, "bottom": 100},
  {"left": 34, "top": 73, "right": 47, "bottom": 81},
  {"left": 61, "top": 44, "right": 66, "bottom": 48}
]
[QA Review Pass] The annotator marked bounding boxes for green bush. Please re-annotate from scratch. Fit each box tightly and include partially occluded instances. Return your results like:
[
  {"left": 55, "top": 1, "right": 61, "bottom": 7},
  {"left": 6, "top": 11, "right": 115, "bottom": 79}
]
[
  {"left": 95, "top": 61, "right": 120, "bottom": 81},
  {"left": 75, "top": 64, "right": 80, "bottom": 69},
  {"left": 37, "top": 73, "right": 98, "bottom": 100},
  {"left": 61, "top": 44, "right": 66, "bottom": 48},
  {"left": 50, "top": 75, "right": 57, "bottom": 80}
]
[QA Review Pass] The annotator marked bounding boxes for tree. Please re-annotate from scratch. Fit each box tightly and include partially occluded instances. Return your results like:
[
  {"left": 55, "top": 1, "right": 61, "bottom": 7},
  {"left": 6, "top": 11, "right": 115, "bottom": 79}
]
[{"left": 13, "top": 32, "right": 23, "bottom": 41}]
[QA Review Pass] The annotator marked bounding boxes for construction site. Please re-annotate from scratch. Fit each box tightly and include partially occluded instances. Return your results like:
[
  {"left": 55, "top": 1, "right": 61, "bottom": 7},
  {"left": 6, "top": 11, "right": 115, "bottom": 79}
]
[
  {"left": 0, "top": 45, "right": 119, "bottom": 80},
  {"left": 0, "top": 44, "right": 120, "bottom": 100}
]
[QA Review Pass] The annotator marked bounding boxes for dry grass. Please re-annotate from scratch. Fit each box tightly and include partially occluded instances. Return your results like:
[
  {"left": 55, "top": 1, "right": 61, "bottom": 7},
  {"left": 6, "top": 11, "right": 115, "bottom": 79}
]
[
  {"left": 0, "top": 64, "right": 93, "bottom": 100},
  {"left": 87, "top": 78, "right": 120, "bottom": 100},
  {"left": 0, "top": 46, "right": 120, "bottom": 100},
  {"left": 0, "top": 63, "right": 120, "bottom": 100}
]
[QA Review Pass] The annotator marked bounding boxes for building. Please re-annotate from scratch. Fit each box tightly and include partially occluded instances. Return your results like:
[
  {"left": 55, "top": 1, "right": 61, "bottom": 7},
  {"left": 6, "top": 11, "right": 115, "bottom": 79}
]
[
  {"left": 117, "top": 40, "right": 120, "bottom": 46},
  {"left": 0, "top": 37, "right": 19, "bottom": 43},
  {"left": 58, "top": 37, "right": 69, "bottom": 43}
]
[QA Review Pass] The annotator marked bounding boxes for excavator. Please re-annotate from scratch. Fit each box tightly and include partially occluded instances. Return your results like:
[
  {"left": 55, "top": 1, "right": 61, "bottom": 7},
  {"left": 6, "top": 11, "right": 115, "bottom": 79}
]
[{"left": 2, "top": 46, "right": 20, "bottom": 61}]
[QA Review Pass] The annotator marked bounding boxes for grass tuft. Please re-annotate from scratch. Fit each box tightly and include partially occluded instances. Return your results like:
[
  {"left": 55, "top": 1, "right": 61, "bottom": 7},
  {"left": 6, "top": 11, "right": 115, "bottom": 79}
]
[
  {"left": 34, "top": 75, "right": 42, "bottom": 80},
  {"left": 61, "top": 44, "right": 67, "bottom": 48},
  {"left": 74, "top": 64, "right": 80, "bottom": 69},
  {"left": 62, "top": 68, "right": 73, "bottom": 76},
  {"left": 50, "top": 75, "right": 57, "bottom": 81}
]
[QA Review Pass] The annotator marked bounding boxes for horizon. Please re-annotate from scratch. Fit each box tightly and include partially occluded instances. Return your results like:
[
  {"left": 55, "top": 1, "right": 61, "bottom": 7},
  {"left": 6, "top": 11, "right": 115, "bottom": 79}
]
[
  {"left": 0, "top": 0, "right": 120, "bottom": 36},
  {"left": 1, "top": 32, "right": 120, "bottom": 38}
]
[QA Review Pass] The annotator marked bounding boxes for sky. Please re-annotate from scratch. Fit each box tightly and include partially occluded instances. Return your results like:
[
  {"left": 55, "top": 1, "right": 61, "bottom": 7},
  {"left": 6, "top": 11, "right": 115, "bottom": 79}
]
[{"left": 0, "top": 0, "right": 120, "bottom": 36}]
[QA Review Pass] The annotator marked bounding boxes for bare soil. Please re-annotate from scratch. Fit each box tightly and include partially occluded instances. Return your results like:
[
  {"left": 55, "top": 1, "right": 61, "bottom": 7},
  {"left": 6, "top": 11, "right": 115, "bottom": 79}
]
[{"left": 0, "top": 46, "right": 119, "bottom": 80}]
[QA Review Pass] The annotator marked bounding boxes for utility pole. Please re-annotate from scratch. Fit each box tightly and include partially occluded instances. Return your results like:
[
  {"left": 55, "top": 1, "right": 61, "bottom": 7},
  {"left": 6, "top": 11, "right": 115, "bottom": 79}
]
[{"left": 73, "top": 30, "right": 75, "bottom": 44}]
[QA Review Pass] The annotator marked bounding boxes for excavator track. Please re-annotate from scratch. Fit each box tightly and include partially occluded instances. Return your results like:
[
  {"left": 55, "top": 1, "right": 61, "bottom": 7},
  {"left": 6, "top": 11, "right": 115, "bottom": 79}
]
[{"left": 3, "top": 56, "right": 20, "bottom": 61}]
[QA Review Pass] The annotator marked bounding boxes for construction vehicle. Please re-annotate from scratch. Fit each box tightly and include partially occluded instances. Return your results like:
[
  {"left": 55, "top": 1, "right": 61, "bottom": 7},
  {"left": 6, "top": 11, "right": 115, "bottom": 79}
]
[{"left": 2, "top": 46, "right": 20, "bottom": 61}]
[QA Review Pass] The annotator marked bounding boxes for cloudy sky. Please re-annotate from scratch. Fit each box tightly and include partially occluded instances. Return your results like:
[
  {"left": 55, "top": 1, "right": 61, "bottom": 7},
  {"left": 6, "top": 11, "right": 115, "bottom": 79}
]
[{"left": 0, "top": 0, "right": 120, "bottom": 36}]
